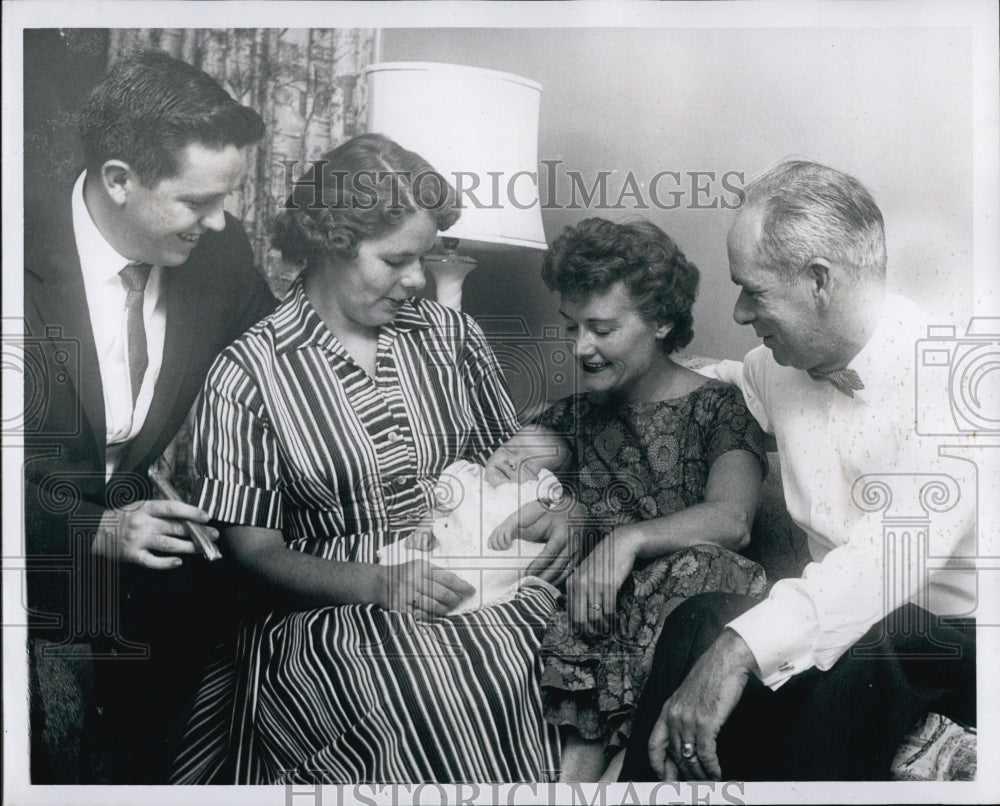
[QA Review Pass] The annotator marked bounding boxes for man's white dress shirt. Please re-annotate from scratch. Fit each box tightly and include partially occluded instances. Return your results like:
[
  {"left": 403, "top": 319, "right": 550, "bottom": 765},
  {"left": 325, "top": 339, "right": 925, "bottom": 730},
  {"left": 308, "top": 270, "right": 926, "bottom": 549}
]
[
  {"left": 72, "top": 172, "right": 166, "bottom": 478},
  {"left": 702, "top": 293, "right": 976, "bottom": 689}
]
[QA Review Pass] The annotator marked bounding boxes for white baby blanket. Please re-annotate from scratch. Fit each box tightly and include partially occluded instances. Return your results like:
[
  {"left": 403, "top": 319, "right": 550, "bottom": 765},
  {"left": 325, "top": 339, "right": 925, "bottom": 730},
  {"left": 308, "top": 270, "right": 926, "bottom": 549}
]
[{"left": 378, "top": 460, "right": 563, "bottom": 613}]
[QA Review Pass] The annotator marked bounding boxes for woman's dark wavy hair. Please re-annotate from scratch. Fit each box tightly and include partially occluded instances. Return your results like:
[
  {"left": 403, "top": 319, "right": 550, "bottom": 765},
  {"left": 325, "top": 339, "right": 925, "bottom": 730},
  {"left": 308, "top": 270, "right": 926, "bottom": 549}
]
[
  {"left": 271, "top": 133, "right": 460, "bottom": 271},
  {"left": 79, "top": 49, "right": 265, "bottom": 187},
  {"left": 541, "top": 217, "right": 700, "bottom": 353}
]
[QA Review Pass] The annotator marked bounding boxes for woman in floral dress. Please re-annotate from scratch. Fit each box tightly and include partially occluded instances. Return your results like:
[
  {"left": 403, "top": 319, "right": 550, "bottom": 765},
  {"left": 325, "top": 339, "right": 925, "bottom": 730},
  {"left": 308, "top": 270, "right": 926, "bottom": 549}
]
[{"left": 485, "top": 217, "right": 769, "bottom": 781}]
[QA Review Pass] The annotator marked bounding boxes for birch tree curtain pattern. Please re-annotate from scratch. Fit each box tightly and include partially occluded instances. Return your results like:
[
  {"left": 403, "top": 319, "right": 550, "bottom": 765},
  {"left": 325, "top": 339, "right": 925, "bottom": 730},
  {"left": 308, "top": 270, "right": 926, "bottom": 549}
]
[{"left": 108, "top": 28, "right": 376, "bottom": 294}]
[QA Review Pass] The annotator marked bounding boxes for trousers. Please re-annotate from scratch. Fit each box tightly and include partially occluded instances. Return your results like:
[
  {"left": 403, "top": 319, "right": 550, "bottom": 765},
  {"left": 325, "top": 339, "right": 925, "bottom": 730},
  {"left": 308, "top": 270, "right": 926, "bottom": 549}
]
[
  {"left": 620, "top": 593, "right": 975, "bottom": 781},
  {"left": 78, "top": 559, "right": 239, "bottom": 783}
]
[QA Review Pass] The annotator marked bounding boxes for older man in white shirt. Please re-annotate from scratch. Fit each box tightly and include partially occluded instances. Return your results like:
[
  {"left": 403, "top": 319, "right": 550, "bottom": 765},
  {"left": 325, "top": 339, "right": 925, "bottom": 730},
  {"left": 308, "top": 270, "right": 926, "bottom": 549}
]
[{"left": 621, "top": 160, "right": 977, "bottom": 781}]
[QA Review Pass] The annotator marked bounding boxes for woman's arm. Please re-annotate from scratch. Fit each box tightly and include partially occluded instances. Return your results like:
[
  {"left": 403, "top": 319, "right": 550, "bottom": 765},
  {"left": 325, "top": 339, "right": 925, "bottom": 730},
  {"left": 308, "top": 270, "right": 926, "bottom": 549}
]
[
  {"left": 566, "top": 449, "right": 763, "bottom": 635},
  {"left": 617, "top": 449, "right": 762, "bottom": 558},
  {"left": 223, "top": 525, "right": 475, "bottom": 615}
]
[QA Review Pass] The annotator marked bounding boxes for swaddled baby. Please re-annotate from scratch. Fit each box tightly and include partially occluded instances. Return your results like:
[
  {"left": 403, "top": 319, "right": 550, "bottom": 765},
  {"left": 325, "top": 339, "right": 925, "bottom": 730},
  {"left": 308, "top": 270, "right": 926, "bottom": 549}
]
[{"left": 379, "top": 426, "right": 570, "bottom": 613}]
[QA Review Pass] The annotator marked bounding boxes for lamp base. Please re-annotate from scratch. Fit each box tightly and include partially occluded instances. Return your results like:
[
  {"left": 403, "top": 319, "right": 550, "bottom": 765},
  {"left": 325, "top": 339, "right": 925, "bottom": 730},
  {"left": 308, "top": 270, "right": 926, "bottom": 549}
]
[{"left": 423, "top": 238, "right": 477, "bottom": 311}]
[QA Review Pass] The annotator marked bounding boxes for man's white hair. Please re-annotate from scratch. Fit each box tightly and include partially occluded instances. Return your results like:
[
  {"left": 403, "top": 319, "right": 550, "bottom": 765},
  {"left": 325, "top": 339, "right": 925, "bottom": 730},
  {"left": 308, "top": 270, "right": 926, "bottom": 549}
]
[{"left": 741, "top": 160, "right": 887, "bottom": 283}]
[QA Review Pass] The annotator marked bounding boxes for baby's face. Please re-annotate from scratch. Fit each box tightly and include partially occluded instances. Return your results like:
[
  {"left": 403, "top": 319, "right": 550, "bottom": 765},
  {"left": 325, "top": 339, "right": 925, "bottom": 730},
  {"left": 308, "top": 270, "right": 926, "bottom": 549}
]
[
  {"left": 484, "top": 432, "right": 567, "bottom": 487},
  {"left": 484, "top": 443, "right": 533, "bottom": 487}
]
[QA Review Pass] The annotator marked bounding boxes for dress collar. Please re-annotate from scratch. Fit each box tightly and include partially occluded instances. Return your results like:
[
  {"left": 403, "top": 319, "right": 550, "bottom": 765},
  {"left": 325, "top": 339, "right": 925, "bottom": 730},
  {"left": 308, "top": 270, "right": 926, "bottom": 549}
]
[{"left": 273, "top": 275, "right": 433, "bottom": 355}]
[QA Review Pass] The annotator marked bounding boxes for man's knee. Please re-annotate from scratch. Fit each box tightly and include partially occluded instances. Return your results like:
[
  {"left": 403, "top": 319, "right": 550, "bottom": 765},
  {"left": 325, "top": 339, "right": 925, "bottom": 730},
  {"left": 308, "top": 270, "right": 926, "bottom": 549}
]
[
  {"left": 647, "top": 592, "right": 758, "bottom": 684},
  {"left": 665, "top": 591, "right": 757, "bottom": 636}
]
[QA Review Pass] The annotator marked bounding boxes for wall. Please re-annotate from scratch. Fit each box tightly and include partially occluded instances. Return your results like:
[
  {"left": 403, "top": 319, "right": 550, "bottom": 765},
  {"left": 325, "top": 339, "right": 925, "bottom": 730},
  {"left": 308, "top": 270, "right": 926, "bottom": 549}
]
[
  {"left": 25, "top": 26, "right": 975, "bottom": 364},
  {"left": 382, "top": 27, "right": 973, "bottom": 362}
]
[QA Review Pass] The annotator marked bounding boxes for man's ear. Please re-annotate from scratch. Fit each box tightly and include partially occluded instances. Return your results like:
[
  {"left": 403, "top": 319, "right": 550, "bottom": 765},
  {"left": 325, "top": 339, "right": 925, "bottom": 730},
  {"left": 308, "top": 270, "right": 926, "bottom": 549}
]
[
  {"left": 806, "top": 258, "right": 834, "bottom": 308},
  {"left": 99, "top": 160, "right": 135, "bottom": 206}
]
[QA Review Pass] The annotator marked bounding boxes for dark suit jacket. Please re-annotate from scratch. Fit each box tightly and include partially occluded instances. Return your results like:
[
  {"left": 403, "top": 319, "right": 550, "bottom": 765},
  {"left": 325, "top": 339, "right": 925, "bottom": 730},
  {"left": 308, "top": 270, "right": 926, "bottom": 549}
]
[{"left": 23, "top": 187, "right": 277, "bottom": 645}]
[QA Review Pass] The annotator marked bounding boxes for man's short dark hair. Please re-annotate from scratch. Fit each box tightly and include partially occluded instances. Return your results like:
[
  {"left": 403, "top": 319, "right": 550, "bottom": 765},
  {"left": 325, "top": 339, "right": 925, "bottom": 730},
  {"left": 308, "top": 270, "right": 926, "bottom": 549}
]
[{"left": 79, "top": 49, "right": 265, "bottom": 187}]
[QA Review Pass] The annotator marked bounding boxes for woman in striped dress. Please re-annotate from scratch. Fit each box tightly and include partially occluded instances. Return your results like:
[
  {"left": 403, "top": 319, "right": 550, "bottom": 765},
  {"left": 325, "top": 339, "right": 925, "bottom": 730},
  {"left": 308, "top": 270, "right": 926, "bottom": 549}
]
[{"left": 172, "top": 134, "right": 561, "bottom": 783}]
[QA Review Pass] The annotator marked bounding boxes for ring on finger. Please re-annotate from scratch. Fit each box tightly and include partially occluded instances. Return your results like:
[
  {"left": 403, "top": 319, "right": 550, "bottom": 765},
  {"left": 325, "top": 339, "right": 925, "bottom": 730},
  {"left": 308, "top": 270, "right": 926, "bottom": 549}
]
[
  {"left": 588, "top": 603, "right": 603, "bottom": 612},
  {"left": 681, "top": 741, "right": 696, "bottom": 759}
]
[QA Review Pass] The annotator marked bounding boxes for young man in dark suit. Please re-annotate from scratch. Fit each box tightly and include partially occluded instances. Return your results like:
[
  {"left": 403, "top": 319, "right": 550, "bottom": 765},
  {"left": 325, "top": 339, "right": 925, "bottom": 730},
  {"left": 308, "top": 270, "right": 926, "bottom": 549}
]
[{"left": 23, "top": 48, "right": 276, "bottom": 783}]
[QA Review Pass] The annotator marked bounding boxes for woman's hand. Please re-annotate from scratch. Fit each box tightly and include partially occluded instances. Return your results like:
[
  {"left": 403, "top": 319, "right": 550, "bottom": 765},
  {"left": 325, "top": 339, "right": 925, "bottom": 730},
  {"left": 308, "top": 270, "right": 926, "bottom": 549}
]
[
  {"left": 566, "top": 529, "right": 638, "bottom": 636},
  {"left": 379, "top": 559, "right": 476, "bottom": 618}
]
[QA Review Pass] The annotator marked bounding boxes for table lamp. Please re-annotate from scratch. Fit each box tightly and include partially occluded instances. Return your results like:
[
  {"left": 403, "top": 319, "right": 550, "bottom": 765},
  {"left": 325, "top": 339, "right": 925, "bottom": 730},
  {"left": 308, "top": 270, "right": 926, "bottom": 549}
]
[{"left": 365, "top": 62, "right": 547, "bottom": 310}]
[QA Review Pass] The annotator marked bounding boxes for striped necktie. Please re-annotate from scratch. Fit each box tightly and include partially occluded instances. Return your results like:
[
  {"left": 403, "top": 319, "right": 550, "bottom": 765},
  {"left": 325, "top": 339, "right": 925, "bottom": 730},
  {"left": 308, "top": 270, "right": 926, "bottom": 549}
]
[
  {"left": 119, "top": 261, "right": 153, "bottom": 408},
  {"left": 807, "top": 367, "right": 865, "bottom": 397}
]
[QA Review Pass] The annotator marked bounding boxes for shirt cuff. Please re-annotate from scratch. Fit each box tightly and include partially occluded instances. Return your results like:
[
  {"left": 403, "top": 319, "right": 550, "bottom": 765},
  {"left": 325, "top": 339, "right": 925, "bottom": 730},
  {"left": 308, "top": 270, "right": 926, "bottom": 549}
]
[
  {"left": 195, "top": 477, "right": 283, "bottom": 529},
  {"left": 726, "top": 585, "right": 819, "bottom": 689}
]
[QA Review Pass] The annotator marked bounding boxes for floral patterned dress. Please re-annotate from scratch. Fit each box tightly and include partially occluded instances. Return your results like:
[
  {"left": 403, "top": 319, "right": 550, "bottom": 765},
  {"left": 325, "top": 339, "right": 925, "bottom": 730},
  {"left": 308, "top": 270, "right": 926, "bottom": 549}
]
[{"left": 536, "top": 381, "right": 769, "bottom": 752}]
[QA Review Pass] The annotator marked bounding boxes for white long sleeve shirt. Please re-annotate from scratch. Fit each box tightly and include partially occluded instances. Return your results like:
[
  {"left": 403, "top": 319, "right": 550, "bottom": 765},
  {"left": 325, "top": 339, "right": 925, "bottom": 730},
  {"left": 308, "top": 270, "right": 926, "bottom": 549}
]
[
  {"left": 72, "top": 172, "right": 166, "bottom": 478},
  {"left": 700, "top": 294, "right": 977, "bottom": 689}
]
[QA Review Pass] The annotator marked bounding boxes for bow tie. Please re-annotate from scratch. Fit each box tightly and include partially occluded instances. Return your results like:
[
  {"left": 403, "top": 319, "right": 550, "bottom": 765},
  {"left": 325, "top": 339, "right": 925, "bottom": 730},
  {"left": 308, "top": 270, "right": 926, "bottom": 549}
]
[{"left": 807, "top": 367, "right": 865, "bottom": 397}]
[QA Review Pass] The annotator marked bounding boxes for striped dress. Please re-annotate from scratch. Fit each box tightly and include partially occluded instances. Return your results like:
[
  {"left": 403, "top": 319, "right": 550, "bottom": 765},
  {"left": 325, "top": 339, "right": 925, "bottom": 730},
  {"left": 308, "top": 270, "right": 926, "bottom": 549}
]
[{"left": 171, "top": 279, "right": 560, "bottom": 784}]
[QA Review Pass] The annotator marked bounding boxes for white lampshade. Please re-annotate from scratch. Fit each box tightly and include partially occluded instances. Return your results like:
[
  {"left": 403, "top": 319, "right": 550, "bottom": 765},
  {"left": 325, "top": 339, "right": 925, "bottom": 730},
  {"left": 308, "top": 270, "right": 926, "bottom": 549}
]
[{"left": 365, "top": 62, "right": 546, "bottom": 251}]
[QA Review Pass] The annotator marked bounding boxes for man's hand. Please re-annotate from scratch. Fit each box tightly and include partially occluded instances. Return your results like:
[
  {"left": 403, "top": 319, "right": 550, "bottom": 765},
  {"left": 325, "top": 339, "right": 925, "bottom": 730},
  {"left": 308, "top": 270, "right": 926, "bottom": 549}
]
[
  {"left": 487, "top": 499, "right": 584, "bottom": 586},
  {"left": 648, "top": 628, "right": 758, "bottom": 780},
  {"left": 91, "top": 500, "right": 219, "bottom": 570}
]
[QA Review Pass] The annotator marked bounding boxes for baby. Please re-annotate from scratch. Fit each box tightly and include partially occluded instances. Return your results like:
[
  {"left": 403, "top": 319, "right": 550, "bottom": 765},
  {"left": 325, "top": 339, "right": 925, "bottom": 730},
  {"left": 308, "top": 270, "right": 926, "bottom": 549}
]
[
  {"left": 480, "top": 424, "right": 572, "bottom": 552},
  {"left": 482, "top": 424, "right": 571, "bottom": 493},
  {"left": 379, "top": 426, "right": 571, "bottom": 613}
]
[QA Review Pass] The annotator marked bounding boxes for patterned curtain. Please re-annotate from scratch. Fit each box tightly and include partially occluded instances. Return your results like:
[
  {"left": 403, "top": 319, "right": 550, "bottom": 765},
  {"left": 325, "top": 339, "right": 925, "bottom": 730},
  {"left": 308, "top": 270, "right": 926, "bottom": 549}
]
[
  {"left": 105, "top": 29, "right": 374, "bottom": 494},
  {"left": 108, "top": 28, "right": 376, "bottom": 296}
]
